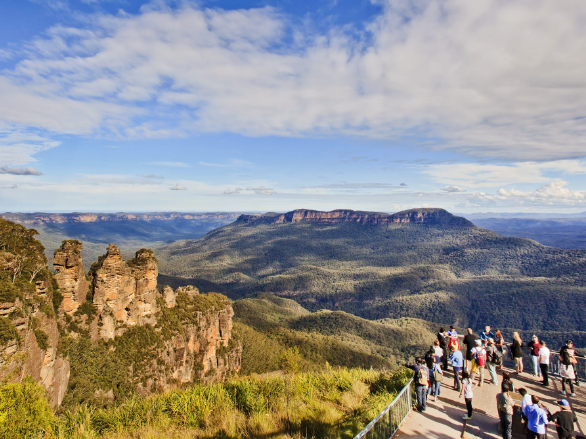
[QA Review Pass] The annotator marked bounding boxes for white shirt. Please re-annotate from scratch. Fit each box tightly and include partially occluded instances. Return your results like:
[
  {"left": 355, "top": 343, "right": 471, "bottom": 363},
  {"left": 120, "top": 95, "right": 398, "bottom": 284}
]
[
  {"left": 521, "top": 394, "right": 532, "bottom": 412},
  {"left": 434, "top": 346, "right": 443, "bottom": 357},
  {"left": 539, "top": 347, "right": 550, "bottom": 364},
  {"left": 463, "top": 378, "right": 473, "bottom": 399}
]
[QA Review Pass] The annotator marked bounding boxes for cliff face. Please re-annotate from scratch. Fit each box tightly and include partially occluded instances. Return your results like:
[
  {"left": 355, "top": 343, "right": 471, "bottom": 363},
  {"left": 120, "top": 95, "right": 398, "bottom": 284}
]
[
  {"left": 53, "top": 241, "right": 89, "bottom": 314},
  {"left": 1, "top": 212, "right": 240, "bottom": 225},
  {"left": 237, "top": 208, "right": 474, "bottom": 227}
]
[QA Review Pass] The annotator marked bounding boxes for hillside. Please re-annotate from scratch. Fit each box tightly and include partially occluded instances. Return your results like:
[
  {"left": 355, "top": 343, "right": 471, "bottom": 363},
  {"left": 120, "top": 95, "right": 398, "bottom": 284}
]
[
  {"left": 158, "top": 208, "right": 586, "bottom": 341},
  {"left": 0, "top": 212, "right": 240, "bottom": 269}
]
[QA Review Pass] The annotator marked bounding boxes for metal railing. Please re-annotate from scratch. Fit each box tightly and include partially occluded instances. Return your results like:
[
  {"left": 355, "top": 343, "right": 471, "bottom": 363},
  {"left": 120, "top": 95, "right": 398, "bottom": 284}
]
[
  {"left": 502, "top": 347, "right": 586, "bottom": 380},
  {"left": 353, "top": 378, "right": 413, "bottom": 439}
]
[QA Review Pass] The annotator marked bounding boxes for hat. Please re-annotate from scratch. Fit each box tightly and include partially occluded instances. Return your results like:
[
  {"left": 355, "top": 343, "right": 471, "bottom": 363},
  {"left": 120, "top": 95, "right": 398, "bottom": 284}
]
[
  {"left": 475, "top": 339, "right": 482, "bottom": 345},
  {"left": 557, "top": 399, "right": 570, "bottom": 407},
  {"left": 488, "top": 337, "right": 494, "bottom": 343}
]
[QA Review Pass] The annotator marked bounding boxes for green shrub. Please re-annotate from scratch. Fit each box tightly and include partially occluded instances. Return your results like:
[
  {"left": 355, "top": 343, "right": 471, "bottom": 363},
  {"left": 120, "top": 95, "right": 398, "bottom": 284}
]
[
  {"left": 0, "top": 317, "right": 18, "bottom": 345},
  {"left": 33, "top": 328, "right": 49, "bottom": 351},
  {"left": 0, "top": 378, "right": 54, "bottom": 439}
]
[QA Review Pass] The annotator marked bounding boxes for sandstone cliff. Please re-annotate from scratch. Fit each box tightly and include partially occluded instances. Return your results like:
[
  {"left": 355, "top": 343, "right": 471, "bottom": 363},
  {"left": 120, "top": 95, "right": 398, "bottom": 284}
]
[
  {"left": 53, "top": 240, "right": 89, "bottom": 314},
  {"left": 237, "top": 208, "right": 474, "bottom": 227},
  {"left": 1, "top": 212, "right": 240, "bottom": 225}
]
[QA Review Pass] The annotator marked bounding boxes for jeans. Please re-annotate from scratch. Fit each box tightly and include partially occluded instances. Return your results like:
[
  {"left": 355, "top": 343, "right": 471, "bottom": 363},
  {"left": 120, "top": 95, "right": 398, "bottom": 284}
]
[
  {"left": 428, "top": 380, "right": 441, "bottom": 397},
  {"left": 562, "top": 377, "right": 574, "bottom": 394},
  {"left": 531, "top": 355, "right": 541, "bottom": 376},
  {"left": 465, "top": 398, "right": 473, "bottom": 417},
  {"left": 499, "top": 411, "right": 512, "bottom": 439},
  {"left": 488, "top": 363, "right": 498, "bottom": 384},
  {"left": 415, "top": 385, "right": 427, "bottom": 411},
  {"left": 540, "top": 363, "right": 549, "bottom": 386}
]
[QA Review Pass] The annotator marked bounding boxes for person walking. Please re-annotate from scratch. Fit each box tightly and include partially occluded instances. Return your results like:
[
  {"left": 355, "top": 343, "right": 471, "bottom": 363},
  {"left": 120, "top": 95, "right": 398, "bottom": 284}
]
[
  {"left": 449, "top": 344, "right": 464, "bottom": 391},
  {"left": 471, "top": 340, "right": 486, "bottom": 386},
  {"left": 523, "top": 395, "right": 549, "bottom": 439},
  {"left": 460, "top": 370, "right": 477, "bottom": 420},
  {"left": 496, "top": 383, "right": 515, "bottom": 439},
  {"left": 528, "top": 335, "right": 542, "bottom": 377},
  {"left": 512, "top": 332, "right": 524, "bottom": 374},
  {"left": 486, "top": 338, "right": 500, "bottom": 385},
  {"left": 495, "top": 329, "right": 506, "bottom": 370},
  {"left": 463, "top": 328, "right": 477, "bottom": 371},
  {"left": 538, "top": 341, "right": 550, "bottom": 387},
  {"left": 428, "top": 362, "right": 443, "bottom": 401},
  {"left": 480, "top": 325, "right": 495, "bottom": 347},
  {"left": 549, "top": 399, "right": 577, "bottom": 439},
  {"left": 406, "top": 357, "right": 428, "bottom": 412}
]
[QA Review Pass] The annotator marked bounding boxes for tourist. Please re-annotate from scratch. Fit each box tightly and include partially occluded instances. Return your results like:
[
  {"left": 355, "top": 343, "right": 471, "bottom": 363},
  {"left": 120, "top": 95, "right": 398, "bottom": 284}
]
[
  {"left": 528, "top": 335, "right": 542, "bottom": 377},
  {"left": 425, "top": 346, "right": 435, "bottom": 369},
  {"left": 560, "top": 344, "right": 576, "bottom": 397},
  {"left": 448, "top": 325, "right": 460, "bottom": 351},
  {"left": 538, "top": 341, "right": 550, "bottom": 386},
  {"left": 438, "top": 328, "right": 448, "bottom": 369},
  {"left": 523, "top": 395, "right": 549, "bottom": 439},
  {"left": 406, "top": 357, "right": 428, "bottom": 412},
  {"left": 495, "top": 329, "right": 506, "bottom": 370},
  {"left": 496, "top": 383, "right": 515, "bottom": 439},
  {"left": 471, "top": 340, "right": 486, "bottom": 386},
  {"left": 459, "top": 370, "right": 477, "bottom": 420},
  {"left": 486, "top": 338, "right": 500, "bottom": 385},
  {"left": 463, "top": 328, "right": 477, "bottom": 370},
  {"left": 428, "top": 362, "right": 443, "bottom": 401},
  {"left": 512, "top": 332, "right": 524, "bottom": 374},
  {"left": 560, "top": 340, "right": 580, "bottom": 387},
  {"left": 433, "top": 339, "right": 443, "bottom": 364},
  {"left": 519, "top": 388, "right": 531, "bottom": 424},
  {"left": 480, "top": 325, "right": 495, "bottom": 347},
  {"left": 449, "top": 345, "right": 463, "bottom": 391},
  {"left": 549, "top": 399, "right": 577, "bottom": 439},
  {"left": 502, "top": 371, "right": 515, "bottom": 393}
]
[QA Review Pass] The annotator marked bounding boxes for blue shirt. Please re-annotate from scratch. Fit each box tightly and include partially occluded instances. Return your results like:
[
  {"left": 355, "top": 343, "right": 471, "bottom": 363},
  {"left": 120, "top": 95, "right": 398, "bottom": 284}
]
[
  {"left": 524, "top": 404, "right": 548, "bottom": 434},
  {"left": 480, "top": 331, "right": 495, "bottom": 342},
  {"left": 449, "top": 350, "right": 464, "bottom": 368}
]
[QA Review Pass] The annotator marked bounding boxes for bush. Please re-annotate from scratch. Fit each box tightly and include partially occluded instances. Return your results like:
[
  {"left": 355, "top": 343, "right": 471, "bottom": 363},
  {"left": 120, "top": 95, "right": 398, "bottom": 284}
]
[
  {"left": 0, "top": 317, "right": 18, "bottom": 345},
  {"left": 0, "top": 378, "right": 54, "bottom": 439}
]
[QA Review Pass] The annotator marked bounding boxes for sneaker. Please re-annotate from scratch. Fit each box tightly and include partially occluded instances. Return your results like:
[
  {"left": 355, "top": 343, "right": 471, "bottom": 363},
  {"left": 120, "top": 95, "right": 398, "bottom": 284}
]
[
  {"left": 462, "top": 416, "right": 472, "bottom": 420},
  {"left": 561, "top": 391, "right": 566, "bottom": 395},
  {"left": 571, "top": 393, "right": 576, "bottom": 397}
]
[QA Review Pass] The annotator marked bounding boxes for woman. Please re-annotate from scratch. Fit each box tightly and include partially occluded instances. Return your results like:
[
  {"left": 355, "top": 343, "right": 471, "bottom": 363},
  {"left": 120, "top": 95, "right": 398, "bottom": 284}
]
[
  {"left": 501, "top": 371, "right": 515, "bottom": 393},
  {"left": 459, "top": 370, "right": 477, "bottom": 420},
  {"left": 428, "top": 362, "right": 443, "bottom": 401},
  {"left": 512, "top": 332, "right": 524, "bottom": 374},
  {"left": 495, "top": 329, "right": 505, "bottom": 370},
  {"left": 433, "top": 339, "right": 443, "bottom": 364}
]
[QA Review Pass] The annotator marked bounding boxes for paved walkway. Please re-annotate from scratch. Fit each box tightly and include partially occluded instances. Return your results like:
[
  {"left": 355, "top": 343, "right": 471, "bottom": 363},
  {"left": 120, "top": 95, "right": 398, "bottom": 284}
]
[{"left": 396, "top": 366, "right": 586, "bottom": 438}]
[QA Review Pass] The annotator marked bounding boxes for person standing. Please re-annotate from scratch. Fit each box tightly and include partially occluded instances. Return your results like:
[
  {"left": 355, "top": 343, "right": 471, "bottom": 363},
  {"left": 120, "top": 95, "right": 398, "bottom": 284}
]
[
  {"left": 528, "top": 335, "right": 542, "bottom": 377},
  {"left": 523, "top": 395, "right": 549, "bottom": 439},
  {"left": 538, "top": 341, "right": 550, "bottom": 386},
  {"left": 495, "top": 329, "right": 506, "bottom": 370},
  {"left": 425, "top": 346, "right": 435, "bottom": 369},
  {"left": 428, "top": 362, "right": 443, "bottom": 401},
  {"left": 438, "top": 328, "right": 449, "bottom": 370},
  {"left": 549, "top": 399, "right": 577, "bottom": 439},
  {"left": 502, "top": 371, "right": 515, "bottom": 393},
  {"left": 471, "top": 340, "right": 486, "bottom": 386},
  {"left": 560, "top": 347, "right": 576, "bottom": 397},
  {"left": 561, "top": 340, "right": 580, "bottom": 387},
  {"left": 406, "top": 357, "right": 428, "bottom": 412},
  {"left": 449, "top": 345, "right": 464, "bottom": 391},
  {"left": 433, "top": 339, "right": 444, "bottom": 364},
  {"left": 486, "top": 338, "right": 500, "bottom": 385},
  {"left": 463, "top": 328, "right": 477, "bottom": 371},
  {"left": 480, "top": 325, "right": 495, "bottom": 346},
  {"left": 496, "top": 383, "right": 515, "bottom": 439},
  {"left": 460, "top": 370, "right": 477, "bottom": 420},
  {"left": 512, "top": 332, "right": 524, "bottom": 374},
  {"left": 448, "top": 325, "right": 460, "bottom": 351}
]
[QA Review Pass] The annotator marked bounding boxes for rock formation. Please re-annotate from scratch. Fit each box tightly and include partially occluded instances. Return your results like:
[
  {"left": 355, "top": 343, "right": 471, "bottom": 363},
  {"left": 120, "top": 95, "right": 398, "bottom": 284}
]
[
  {"left": 92, "top": 245, "right": 158, "bottom": 340},
  {"left": 237, "top": 208, "right": 474, "bottom": 227},
  {"left": 53, "top": 240, "right": 89, "bottom": 313}
]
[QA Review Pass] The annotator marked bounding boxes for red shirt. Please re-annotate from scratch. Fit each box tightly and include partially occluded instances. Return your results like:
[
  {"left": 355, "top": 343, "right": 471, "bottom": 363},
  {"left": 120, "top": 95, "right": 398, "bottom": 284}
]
[{"left": 529, "top": 341, "right": 541, "bottom": 356}]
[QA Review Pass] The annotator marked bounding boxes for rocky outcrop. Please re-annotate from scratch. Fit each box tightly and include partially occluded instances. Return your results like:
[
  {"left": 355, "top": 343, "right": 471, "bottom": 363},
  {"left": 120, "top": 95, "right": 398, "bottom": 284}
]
[
  {"left": 92, "top": 245, "right": 158, "bottom": 340},
  {"left": 1, "top": 212, "right": 240, "bottom": 225},
  {"left": 53, "top": 241, "right": 89, "bottom": 313},
  {"left": 237, "top": 208, "right": 474, "bottom": 227}
]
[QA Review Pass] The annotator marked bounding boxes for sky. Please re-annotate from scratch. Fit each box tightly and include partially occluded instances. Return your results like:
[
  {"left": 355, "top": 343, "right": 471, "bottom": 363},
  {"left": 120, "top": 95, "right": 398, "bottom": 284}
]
[{"left": 1, "top": 0, "right": 586, "bottom": 213}]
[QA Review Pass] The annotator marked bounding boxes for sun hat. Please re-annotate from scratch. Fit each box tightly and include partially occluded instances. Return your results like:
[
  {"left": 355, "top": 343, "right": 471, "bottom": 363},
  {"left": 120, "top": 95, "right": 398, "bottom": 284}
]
[{"left": 557, "top": 399, "right": 570, "bottom": 407}]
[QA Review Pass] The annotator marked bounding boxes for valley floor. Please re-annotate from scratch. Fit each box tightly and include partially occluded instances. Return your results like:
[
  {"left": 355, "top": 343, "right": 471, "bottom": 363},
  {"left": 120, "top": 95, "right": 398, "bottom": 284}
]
[{"left": 397, "top": 367, "right": 586, "bottom": 438}]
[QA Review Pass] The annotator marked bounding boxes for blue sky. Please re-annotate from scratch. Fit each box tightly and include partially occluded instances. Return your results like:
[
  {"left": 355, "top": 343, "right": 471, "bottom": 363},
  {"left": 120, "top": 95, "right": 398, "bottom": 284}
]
[{"left": 1, "top": 0, "right": 586, "bottom": 213}]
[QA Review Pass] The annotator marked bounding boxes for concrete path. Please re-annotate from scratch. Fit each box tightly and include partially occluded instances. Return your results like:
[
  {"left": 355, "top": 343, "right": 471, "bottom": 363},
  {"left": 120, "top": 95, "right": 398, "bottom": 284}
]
[{"left": 396, "top": 366, "right": 586, "bottom": 438}]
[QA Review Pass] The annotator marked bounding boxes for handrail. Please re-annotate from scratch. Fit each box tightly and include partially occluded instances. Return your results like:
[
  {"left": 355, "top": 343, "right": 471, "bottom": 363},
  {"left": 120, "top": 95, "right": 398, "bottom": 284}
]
[
  {"left": 501, "top": 346, "right": 586, "bottom": 381},
  {"left": 353, "top": 378, "right": 413, "bottom": 439}
]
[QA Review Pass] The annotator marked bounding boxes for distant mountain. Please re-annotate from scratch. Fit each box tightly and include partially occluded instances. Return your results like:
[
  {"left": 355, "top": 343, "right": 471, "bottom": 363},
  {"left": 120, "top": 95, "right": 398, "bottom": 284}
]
[
  {"left": 1, "top": 212, "right": 240, "bottom": 268},
  {"left": 157, "top": 207, "right": 586, "bottom": 343}
]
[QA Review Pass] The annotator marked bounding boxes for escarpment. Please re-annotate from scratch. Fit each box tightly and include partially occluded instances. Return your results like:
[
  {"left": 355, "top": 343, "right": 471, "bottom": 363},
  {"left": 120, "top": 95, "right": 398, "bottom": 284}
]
[{"left": 237, "top": 207, "right": 474, "bottom": 227}]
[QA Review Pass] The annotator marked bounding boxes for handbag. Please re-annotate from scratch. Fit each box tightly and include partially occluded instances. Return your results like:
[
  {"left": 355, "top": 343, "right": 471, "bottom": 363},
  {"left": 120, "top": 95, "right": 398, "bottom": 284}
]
[
  {"left": 471, "top": 358, "right": 478, "bottom": 374},
  {"left": 434, "top": 370, "right": 443, "bottom": 382}
]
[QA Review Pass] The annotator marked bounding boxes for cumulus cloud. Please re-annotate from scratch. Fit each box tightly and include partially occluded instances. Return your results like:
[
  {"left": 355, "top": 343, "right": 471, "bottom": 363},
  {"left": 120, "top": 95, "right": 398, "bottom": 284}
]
[
  {"left": 223, "top": 187, "right": 243, "bottom": 194},
  {"left": 170, "top": 183, "right": 187, "bottom": 190},
  {"left": 1, "top": 184, "right": 19, "bottom": 189},
  {"left": 0, "top": 166, "right": 42, "bottom": 175},
  {"left": 246, "top": 186, "right": 276, "bottom": 195},
  {"left": 1, "top": 1, "right": 586, "bottom": 162},
  {"left": 469, "top": 181, "right": 586, "bottom": 207},
  {"left": 442, "top": 185, "right": 467, "bottom": 193}
]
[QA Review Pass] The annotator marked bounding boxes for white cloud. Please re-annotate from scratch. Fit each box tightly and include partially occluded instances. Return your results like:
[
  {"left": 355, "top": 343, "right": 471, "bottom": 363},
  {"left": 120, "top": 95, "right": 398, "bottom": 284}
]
[
  {"left": 148, "top": 161, "right": 190, "bottom": 168},
  {"left": 442, "top": 185, "right": 467, "bottom": 193},
  {"left": 170, "top": 183, "right": 187, "bottom": 190},
  {"left": 0, "top": 166, "right": 42, "bottom": 176},
  {"left": 246, "top": 186, "right": 276, "bottom": 195},
  {"left": 1, "top": 1, "right": 585, "bottom": 162},
  {"left": 1, "top": 184, "right": 19, "bottom": 189},
  {"left": 199, "top": 159, "right": 254, "bottom": 168},
  {"left": 469, "top": 181, "right": 586, "bottom": 207},
  {"left": 223, "top": 187, "right": 243, "bottom": 194}
]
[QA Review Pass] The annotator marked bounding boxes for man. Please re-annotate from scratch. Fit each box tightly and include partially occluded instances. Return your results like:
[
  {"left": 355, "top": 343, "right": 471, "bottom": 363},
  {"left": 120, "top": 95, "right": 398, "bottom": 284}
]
[
  {"left": 463, "top": 328, "right": 477, "bottom": 370},
  {"left": 549, "top": 399, "right": 577, "bottom": 439},
  {"left": 480, "top": 325, "right": 496, "bottom": 347},
  {"left": 497, "top": 383, "right": 515, "bottom": 439},
  {"left": 405, "top": 357, "right": 428, "bottom": 412},
  {"left": 528, "top": 335, "right": 542, "bottom": 377},
  {"left": 538, "top": 341, "right": 550, "bottom": 386},
  {"left": 438, "top": 328, "right": 449, "bottom": 369},
  {"left": 449, "top": 344, "right": 464, "bottom": 391},
  {"left": 524, "top": 395, "right": 549, "bottom": 439},
  {"left": 486, "top": 338, "right": 499, "bottom": 385}
]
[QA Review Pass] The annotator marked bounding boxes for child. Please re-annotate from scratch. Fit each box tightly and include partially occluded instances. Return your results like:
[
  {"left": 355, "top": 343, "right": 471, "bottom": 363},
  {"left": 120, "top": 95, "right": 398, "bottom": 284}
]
[{"left": 459, "top": 370, "right": 477, "bottom": 420}]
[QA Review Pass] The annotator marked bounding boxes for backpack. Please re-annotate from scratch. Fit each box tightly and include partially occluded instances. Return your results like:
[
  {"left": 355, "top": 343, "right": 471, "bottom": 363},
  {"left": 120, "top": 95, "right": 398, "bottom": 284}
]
[
  {"left": 417, "top": 367, "right": 429, "bottom": 386},
  {"left": 475, "top": 348, "right": 486, "bottom": 367},
  {"left": 561, "top": 347, "right": 572, "bottom": 366},
  {"left": 493, "top": 348, "right": 503, "bottom": 365}
]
